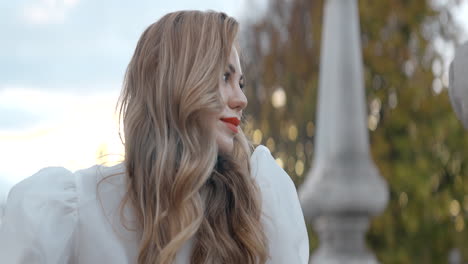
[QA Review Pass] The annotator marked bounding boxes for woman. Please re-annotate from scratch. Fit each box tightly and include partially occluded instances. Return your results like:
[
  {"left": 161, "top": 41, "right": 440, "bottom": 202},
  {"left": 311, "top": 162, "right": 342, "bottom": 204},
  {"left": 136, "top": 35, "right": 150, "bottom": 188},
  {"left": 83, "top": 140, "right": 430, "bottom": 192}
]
[{"left": 0, "top": 10, "right": 309, "bottom": 263}]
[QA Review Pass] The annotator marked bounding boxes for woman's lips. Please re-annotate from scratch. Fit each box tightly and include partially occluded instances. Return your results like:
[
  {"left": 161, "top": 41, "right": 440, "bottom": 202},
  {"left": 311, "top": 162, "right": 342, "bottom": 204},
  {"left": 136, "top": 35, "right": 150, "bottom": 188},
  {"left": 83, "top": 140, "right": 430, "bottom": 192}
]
[
  {"left": 220, "top": 117, "right": 240, "bottom": 133},
  {"left": 220, "top": 117, "right": 240, "bottom": 126}
]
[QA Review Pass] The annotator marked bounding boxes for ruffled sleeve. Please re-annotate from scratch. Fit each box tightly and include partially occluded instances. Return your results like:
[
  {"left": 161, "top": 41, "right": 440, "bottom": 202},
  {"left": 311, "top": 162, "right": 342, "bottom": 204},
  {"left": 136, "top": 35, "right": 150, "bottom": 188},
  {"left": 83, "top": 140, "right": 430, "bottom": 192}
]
[
  {"left": 0, "top": 167, "right": 78, "bottom": 264},
  {"left": 250, "top": 145, "right": 310, "bottom": 264}
]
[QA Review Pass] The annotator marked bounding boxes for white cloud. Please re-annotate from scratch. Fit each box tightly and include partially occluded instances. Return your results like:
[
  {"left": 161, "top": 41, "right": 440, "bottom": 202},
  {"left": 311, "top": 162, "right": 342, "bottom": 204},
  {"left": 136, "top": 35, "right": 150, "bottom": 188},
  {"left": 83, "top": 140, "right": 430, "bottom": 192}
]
[
  {"left": 1, "top": 0, "right": 269, "bottom": 93},
  {"left": 63, "top": 0, "right": 79, "bottom": 7},
  {"left": 22, "top": 0, "right": 80, "bottom": 24},
  {"left": 0, "top": 87, "right": 124, "bottom": 185}
]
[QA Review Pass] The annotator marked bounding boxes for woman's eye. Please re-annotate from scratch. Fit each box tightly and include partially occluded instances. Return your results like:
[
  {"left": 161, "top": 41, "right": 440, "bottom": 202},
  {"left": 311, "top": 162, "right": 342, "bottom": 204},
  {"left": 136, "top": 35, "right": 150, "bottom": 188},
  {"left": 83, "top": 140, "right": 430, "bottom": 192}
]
[
  {"left": 223, "top": 72, "right": 230, "bottom": 82},
  {"left": 239, "top": 82, "right": 245, "bottom": 89}
]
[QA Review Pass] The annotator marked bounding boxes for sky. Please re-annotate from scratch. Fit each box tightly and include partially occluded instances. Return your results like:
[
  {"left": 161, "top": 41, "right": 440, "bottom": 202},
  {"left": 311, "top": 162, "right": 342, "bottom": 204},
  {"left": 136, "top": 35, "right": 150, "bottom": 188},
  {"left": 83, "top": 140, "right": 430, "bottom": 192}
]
[
  {"left": 0, "top": 0, "right": 467, "bottom": 204},
  {"left": 0, "top": 0, "right": 268, "bottom": 202}
]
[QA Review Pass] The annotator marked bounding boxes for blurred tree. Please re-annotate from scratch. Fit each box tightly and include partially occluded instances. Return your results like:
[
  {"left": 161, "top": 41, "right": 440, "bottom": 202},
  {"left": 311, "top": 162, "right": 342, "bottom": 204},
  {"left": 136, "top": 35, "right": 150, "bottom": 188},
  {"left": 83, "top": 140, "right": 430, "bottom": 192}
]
[{"left": 240, "top": 0, "right": 468, "bottom": 263}]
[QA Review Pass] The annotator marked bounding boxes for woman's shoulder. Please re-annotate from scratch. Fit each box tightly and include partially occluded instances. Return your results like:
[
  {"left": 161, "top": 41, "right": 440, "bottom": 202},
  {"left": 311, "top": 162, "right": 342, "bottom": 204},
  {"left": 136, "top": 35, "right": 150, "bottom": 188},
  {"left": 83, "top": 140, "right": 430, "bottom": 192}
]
[
  {"left": 250, "top": 145, "right": 310, "bottom": 263},
  {"left": 249, "top": 144, "right": 299, "bottom": 206},
  {"left": 250, "top": 145, "right": 295, "bottom": 189},
  {"left": 7, "top": 163, "right": 130, "bottom": 226},
  {"left": 0, "top": 166, "right": 79, "bottom": 263},
  {"left": 10, "top": 166, "right": 75, "bottom": 193},
  {"left": 5, "top": 162, "right": 125, "bottom": 204},
  {"left": 74, "top": 163, "right": 126, "bottom": 201},
  {"left": 5, "top": 166, "right": 78, "bottom": 216},
  {"left": 250, "top": 144, "right": 276, "bottom": 176},
  {"left": 2, "top": 166, "right": 81, "bottom": 227},
  {"left": 0, "top": 163, "right": 128, "bottom": 263}
]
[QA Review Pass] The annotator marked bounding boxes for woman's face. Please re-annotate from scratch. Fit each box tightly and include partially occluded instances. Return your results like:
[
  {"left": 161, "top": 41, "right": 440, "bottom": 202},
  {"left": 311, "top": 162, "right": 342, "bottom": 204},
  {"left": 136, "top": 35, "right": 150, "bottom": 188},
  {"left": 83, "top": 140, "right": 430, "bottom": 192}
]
[{"left": 215, "top": 46, "right": 247, "bottom": 154}]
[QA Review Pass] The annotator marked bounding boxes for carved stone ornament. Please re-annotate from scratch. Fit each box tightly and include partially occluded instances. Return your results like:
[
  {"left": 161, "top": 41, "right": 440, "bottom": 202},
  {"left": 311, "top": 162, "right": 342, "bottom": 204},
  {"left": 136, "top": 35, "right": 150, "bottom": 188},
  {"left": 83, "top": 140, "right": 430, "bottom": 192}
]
[{"left": 449, "top": 42, "right": 468, "bottom": 129}]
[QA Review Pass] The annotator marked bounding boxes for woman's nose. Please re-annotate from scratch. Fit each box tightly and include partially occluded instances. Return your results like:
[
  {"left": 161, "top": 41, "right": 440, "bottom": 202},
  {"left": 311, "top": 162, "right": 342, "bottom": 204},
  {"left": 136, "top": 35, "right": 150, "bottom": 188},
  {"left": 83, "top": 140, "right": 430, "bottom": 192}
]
[{"left": 228, "top": 85, "right": 248, "bottom": 111}]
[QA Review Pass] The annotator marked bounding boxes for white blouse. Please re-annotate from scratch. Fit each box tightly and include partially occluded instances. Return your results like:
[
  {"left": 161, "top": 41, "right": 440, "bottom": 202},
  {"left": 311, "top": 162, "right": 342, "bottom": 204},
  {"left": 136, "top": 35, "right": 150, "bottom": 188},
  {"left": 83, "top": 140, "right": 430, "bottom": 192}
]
[{"left": 0, "top": 145, "right": 309, "bottom": 263}]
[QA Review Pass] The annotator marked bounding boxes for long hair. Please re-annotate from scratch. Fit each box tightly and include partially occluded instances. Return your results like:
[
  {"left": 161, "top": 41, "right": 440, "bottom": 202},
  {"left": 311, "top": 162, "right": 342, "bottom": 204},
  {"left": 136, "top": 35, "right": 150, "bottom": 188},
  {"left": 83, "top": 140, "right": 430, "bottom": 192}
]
[{"left": 117, "top": 10, "right": 268, "bottom": 263}]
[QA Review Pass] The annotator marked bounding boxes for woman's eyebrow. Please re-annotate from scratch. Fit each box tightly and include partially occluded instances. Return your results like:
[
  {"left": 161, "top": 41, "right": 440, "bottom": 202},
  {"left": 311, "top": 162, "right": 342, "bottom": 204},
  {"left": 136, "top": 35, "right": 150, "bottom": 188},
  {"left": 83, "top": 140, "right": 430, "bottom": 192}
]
[
  {"left": 228, "top": 64, "right": 236, "bottom": 74},
  {"left": 228, "top": 64, "right": 244, "bottom": 80}
]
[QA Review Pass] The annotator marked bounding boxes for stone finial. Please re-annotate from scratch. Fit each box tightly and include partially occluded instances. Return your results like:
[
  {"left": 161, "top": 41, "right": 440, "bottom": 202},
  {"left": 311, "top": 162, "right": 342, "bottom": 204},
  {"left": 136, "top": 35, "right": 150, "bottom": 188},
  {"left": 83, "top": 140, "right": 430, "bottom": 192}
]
[
  {"left": 449, "top": 42, "right": 468, "bottom": 129},
  {"left": 299, "top": 0, "right": 388, "bottom": 262}
]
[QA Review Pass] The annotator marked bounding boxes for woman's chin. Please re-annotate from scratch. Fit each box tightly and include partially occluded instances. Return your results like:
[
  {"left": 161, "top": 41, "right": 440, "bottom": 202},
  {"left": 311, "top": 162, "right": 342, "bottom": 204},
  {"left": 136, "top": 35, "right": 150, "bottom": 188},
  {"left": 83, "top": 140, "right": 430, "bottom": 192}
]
[{"left": 217, "top": 139, "right": 234, "bottom": 154}]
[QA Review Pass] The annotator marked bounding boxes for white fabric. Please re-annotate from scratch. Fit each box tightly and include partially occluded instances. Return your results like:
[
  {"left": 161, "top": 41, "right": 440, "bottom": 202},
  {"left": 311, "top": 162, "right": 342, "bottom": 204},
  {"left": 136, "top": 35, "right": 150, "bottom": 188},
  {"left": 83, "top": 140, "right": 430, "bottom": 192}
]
[{"left": 0, "top": 145, "right": 309, "bottom": 263}]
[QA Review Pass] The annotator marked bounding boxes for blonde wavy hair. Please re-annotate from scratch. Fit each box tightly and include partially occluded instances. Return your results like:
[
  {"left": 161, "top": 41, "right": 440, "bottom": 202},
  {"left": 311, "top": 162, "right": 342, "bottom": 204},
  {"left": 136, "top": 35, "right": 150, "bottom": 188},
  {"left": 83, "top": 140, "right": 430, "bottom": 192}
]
[{"left": 117, "top": 10, "right": 268, "bottom": 263}]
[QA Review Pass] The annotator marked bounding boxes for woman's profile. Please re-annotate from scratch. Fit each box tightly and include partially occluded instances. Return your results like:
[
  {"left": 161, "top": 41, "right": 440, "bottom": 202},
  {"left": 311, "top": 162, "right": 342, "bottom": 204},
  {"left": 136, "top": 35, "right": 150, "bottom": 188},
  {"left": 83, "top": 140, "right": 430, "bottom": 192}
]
[{"left": 0, "top": 10, "right": 309, "bottom": 264}]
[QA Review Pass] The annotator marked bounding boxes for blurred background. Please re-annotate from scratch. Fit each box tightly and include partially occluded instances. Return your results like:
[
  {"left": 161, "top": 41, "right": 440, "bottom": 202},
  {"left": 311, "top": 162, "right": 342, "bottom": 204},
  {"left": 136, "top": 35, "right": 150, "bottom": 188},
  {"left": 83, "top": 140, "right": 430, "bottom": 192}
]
[
  {"left": 1, "top": 0, "right": 468, "bottom": 263},
  {"left": 0, "top": 0, "right": 266, "bottom": 199}
]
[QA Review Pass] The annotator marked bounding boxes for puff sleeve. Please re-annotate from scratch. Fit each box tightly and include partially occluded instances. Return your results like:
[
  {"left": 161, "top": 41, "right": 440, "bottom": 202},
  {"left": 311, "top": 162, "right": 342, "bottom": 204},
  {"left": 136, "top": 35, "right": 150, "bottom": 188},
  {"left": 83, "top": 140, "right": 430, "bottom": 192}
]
[
  {"left": 250, "top": 145, "right": 310, "bottom": 264},
  {"left": 0, "top": 167, "right": 78, "bottom": 264}
]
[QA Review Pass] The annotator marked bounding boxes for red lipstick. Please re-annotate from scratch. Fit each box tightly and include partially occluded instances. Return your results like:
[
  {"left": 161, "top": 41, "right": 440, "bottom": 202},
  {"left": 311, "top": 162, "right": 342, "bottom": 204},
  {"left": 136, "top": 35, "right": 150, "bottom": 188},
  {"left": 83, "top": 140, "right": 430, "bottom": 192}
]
[{"left": 220, "top": 117, "right": 240, "bottom": 133}]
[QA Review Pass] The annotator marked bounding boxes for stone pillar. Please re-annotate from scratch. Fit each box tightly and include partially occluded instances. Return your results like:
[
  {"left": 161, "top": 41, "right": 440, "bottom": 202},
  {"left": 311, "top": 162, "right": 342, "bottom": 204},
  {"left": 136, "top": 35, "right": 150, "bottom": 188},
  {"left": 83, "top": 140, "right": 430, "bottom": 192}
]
[
  {"left": 449, "top": 42, "right": 468, "bottom": 129},
  {"left": 299, "top": 0, "right": 389, "bottom": 263}
]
